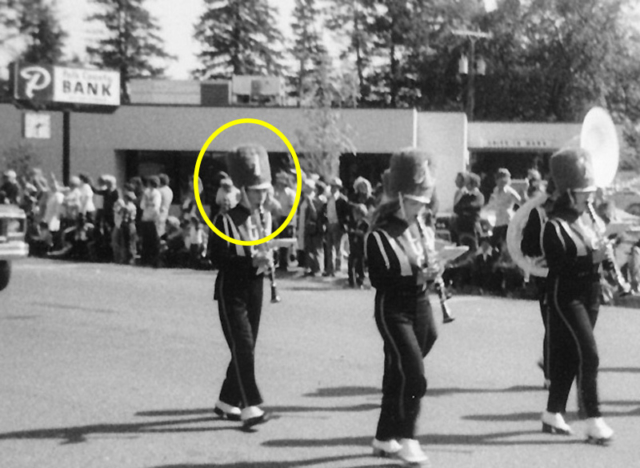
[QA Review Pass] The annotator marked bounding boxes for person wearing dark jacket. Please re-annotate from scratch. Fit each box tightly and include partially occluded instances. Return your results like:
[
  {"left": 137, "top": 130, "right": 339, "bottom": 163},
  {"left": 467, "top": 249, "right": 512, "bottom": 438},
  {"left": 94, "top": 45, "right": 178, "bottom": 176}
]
[
  {"left": 520, "top": 180, "right": 552, "bottom": 387},
  {"left": 347, "top": 203, "right": 369, "bottom": 288},
  {"left": 209, "top": 144, "right": 274, "bottom": 429},
  {"left": 454, "top": 173, "right": 484, "bottom": 251},
  {"left": 365, "top": 148, "right": 438, "bottom": 467},
  {"left": 322, "top": 177, "right": 350, "bottom": 276},
  {"left": 540, "top": 148, "right": 613, "bottom": 444}
]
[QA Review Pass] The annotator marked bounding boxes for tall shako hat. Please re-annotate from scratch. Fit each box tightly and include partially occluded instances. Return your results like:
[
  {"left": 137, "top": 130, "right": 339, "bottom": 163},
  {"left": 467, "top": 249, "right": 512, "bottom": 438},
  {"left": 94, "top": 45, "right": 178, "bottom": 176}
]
[
  {"left": 384, "top": 147, "right": 435, "bottom": 204},
  {"left": 549, "top": 147, "right": 596, "bottom": 194},
  {"left": 226, "top": 144, "right": 272, "bottom": 190}
]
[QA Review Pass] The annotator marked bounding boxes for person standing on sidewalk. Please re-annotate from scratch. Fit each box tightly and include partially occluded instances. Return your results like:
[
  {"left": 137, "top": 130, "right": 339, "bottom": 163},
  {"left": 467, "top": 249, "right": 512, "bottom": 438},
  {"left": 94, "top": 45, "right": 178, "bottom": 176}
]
[
  {"left": 366, "top": 147, "right": 439, "bottom": 466},
  {"left": 323, "top": 177, "right": 349, "bottom": 277},
  {"left": 209, "top": 144, "right": 274, "bottom": 429},
  {"left": 540, "top": 148, "right": 614, "bottom": 444}
]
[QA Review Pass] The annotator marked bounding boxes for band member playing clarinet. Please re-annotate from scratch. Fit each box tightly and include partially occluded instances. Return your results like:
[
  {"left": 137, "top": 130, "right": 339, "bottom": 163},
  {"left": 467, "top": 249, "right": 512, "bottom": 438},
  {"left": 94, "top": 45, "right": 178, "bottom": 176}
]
[
  {"left": 540, "top": 148, "right": 613, "bottom": 444},
  {"left": 209, "top": 144, "right": 274, "bottom": 429},
  {"left": 366, "top": 148, "right": 439, "bottom": 466}
]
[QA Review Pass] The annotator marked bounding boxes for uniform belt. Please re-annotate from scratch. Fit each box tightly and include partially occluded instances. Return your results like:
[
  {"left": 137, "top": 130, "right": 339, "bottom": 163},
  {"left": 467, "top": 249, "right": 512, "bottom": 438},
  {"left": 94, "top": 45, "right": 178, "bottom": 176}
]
[{"left": 389, "top": 283, "right": 427, "bottom": 296}]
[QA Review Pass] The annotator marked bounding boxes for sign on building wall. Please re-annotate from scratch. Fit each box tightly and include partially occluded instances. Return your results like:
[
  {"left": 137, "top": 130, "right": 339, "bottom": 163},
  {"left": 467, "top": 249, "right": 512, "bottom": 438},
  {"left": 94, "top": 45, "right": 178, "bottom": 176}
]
[
  {"left": 13, "top": 62, "right": 120, "bottom": 107},
  {"left": 483, "top": 139, "right": 551, "bottom": 149},
  {"left": 23, "top": 112, "right": 51, "bottom": 139}
]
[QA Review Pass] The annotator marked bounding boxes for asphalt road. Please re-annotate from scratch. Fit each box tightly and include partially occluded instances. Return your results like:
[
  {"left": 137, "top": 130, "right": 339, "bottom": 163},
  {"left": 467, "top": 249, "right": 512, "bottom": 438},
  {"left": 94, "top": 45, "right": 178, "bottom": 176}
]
[{"left": 1, "top": 258, "right": 639, "bottom": 468}]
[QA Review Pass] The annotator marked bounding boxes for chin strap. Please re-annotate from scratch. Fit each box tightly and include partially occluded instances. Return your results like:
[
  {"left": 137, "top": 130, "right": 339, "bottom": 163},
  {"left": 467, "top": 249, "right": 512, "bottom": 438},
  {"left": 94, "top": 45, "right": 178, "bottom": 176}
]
[{"left": 398, "top": 192, "right": 407, "bottom": 221}]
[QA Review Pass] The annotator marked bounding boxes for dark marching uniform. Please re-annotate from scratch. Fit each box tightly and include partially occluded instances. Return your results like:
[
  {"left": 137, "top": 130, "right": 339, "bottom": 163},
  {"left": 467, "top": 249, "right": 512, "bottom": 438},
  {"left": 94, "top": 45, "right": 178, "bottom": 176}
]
[
  {"left": 367, "top": 216, "right": 438, "bottom": 441},
  {"left": 366, "top": 148, "right": 438, "bottom": 465},
  {"left": 540, "top": 147, "right": 613, "bottom": 443},
  {"left": 211, "top": 205, "right": 272, "bottom": 411},
  {"left": 543, "top": 211, "right": 602, "bottom": 418},
  {"left": 209, "top": 144, "right": 274, "bottom": 428}
]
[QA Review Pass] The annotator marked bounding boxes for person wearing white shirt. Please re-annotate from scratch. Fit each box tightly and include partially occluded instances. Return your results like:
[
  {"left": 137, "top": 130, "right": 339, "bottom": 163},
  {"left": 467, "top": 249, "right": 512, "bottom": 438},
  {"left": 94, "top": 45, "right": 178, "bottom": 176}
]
[
  {"left": 140, "top": 175, "right": 162, "bottom": 266},
  {"left": 78, "top": 173, "right": 96, "bottom": 220},
  {"left": 485, "top": 168, "right": 521, "bottom": 249},
  {"left": 158, "top": 173, "right": 173, "bottom": 237}
]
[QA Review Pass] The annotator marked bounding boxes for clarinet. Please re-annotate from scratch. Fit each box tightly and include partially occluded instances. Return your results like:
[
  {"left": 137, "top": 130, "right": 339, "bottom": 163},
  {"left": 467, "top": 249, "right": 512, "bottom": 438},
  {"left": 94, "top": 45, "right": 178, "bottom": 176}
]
[
  {"left": 257, "top": 207, "right": 281, "bottom": 303},
  {"left": 416, "top": 220, "right": 455, "bottom": 323},
  {"left": 586, "top": 202, "right": 631, "bottom": 295}
]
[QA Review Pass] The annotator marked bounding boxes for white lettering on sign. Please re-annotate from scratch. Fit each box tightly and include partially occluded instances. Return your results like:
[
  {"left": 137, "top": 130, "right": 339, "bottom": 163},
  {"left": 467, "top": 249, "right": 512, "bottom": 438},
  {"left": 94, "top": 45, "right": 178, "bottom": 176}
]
[
  {"left": 19, "top": 66, "right": 52, "bottom": 98},
  {"left": 485, "top": 139, "right": 550, "bottom": 149},
  {"left": 52, "top": 66, "right": 120, "bottom": 106}
]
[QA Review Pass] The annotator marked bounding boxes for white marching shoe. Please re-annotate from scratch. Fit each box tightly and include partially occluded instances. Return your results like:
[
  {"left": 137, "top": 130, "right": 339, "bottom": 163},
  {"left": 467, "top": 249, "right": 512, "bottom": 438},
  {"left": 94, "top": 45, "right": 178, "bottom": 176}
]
[
  {"left": 585, "top": 417, "right": 614, "bottom": 445},
  {"left": 396, "top": 438, "right": 430, "bottom": 466},
  {"left": 372, "top": 438, "right": 402, "bottom": 457},
  {"left": 241, "top": 406, "right": 271, "bottom": 428},
  {"left": 541, "top": 411, "right": 573, "bottom": 435},
  {"left": 213, "top": 401, "right": 241, "bottom": 421}
]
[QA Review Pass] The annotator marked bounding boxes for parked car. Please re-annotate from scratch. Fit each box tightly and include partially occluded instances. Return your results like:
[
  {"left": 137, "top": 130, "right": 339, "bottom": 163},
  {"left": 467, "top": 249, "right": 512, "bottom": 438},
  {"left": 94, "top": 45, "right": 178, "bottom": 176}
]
[{"left": 0, "top": 204, "right": 29, "bottom": 291}]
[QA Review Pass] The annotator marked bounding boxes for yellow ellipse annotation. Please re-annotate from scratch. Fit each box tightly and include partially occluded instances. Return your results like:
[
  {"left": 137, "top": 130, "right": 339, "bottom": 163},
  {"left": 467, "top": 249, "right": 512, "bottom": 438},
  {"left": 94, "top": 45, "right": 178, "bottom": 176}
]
[{"left": 193, "top": 118, "right": 302, "bottom": 247}]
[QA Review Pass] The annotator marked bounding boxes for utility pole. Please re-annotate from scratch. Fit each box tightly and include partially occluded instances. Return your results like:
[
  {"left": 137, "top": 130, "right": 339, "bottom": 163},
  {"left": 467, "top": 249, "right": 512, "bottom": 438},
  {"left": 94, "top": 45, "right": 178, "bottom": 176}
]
[{"left": 452, "top": 29, "right": 492, "bottom": 121}]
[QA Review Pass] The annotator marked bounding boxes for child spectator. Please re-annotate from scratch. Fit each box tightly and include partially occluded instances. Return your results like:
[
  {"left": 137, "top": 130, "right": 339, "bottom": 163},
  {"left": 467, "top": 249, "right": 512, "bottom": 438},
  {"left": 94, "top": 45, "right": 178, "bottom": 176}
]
[
  {"left": 30, "top": 222, "right": 53, "bottom": 257},
  {"left": 112, "top": 191, "right": 138, "bottom": 264},
  {"left": 188, "top": 215, "right": 205, "bottom": 269},
  {"left": 347, "top": 203, "right": 369, "bottom": 288},
  {"left": 474, "top": 234, "right": 498, "bottom": 293},
  {"left": 160, "top": 216, "right": 188, "bottom": 268}
]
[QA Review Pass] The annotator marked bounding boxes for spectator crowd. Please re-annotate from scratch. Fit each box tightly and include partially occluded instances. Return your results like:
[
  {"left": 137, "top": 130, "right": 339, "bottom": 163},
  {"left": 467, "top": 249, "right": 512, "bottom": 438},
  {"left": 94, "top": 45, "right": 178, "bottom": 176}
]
[{"left": 2, "top": 163, "right": 638, "bottom": 300}]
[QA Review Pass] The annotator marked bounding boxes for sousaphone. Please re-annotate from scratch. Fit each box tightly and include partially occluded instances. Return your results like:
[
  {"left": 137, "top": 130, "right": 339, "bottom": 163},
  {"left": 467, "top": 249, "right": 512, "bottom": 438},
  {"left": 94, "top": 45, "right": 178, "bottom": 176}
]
[{"left": 506, "top": 107, "right": 620, "bottom": 277}]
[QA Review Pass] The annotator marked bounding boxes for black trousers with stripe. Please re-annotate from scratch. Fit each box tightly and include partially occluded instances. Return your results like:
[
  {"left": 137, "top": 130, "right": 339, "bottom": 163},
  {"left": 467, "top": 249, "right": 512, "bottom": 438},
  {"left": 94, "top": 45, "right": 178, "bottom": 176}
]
[
  {"left": 215, "top": 270, "right": 264, "bottom": 408},
  {"left": 374, "top": 288, "right": 438, "bottom": 440},
  {"left": 534, "top": 276, "right": 549, "bottom": 380},
  {"left": 546, "top": 274, "right": 601, "bottom": 418}
]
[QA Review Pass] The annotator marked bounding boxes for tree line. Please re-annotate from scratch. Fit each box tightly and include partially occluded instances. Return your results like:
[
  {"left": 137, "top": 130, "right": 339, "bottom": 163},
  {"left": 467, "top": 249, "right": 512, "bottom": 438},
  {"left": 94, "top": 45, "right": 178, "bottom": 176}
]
[{"left": 2, "top": 0, "right": 640, "bottom": 167}]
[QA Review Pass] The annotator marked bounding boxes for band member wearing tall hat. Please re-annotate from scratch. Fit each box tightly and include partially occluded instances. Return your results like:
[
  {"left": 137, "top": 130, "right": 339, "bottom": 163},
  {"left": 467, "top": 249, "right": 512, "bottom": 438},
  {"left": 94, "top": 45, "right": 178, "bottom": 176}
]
[
  {"left": 540, "top": 147, "right": 614, "bottom": 444},
  {"left": 209, "top": 144, "right": 274, "bottom": 429},
  {"left": 366, "top": 148, "right": 439, "bottom": 466}
]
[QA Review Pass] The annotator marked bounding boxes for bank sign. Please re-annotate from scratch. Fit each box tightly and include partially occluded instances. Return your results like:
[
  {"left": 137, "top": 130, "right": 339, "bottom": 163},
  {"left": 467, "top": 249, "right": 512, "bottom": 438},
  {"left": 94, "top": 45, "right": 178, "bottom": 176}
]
[{"left": 13, "top": 63, "right": 120, "bottom": 107}]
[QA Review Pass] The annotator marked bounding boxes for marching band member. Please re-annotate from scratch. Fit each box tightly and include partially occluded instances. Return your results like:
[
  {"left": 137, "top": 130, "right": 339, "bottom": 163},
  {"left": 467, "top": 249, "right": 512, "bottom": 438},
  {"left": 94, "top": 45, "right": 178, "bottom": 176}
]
[
  {"left": 366, "top": 148, "right": 439, "bottom": 466},
  {"left": 209, "top": 144, "right": 274, "bottom": 429},
  {"left": 540, "top": 148, "right": 614, "bottom": 444},
  {"left": 520, "top": 176, "right": 552, "bottom": 388}
]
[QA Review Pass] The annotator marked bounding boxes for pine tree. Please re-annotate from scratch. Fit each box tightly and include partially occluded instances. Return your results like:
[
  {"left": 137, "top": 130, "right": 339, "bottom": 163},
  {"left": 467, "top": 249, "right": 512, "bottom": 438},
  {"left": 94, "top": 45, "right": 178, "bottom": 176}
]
[
  {"left": 86, "top": 0, "right": 174, "bottom": 103},
  {"left": 325, "top": 0, "right": 376, "bottom": 105},
  {"left": 193, "top": 0, "right": 285, "bottom": 79},
  {"left": 290, "top": 0, "right": 327, "bottom": 106},
  {"left": 0, "top": 0, "right": 66, "bottom": 64},
  {"left": 19, "top": 0, "right": 67, "bottom": 63}
]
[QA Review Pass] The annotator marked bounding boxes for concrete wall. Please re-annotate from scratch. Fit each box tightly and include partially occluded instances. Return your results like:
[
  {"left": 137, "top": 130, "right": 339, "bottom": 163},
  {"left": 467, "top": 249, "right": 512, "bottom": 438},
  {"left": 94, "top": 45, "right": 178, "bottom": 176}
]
[
  {"left": 0, "top": 105, "right": 64, "bottom": 180},
  {"left": 0, "top": 103, "right": 416, "bottom": 185}
]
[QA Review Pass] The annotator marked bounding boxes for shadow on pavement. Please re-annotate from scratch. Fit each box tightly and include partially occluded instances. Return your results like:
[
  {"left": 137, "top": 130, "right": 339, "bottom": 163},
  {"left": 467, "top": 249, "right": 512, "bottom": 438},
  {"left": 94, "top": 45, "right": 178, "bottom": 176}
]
[
  {"left": 262, "top": 431, "right": 585, "bottom": 449},
  {"left": 0, "top": 416, "right": 240, "bottom": 445},
  {"left": 301, "top": 384, "right": 542, "bottom": 400},
  {"left": 135, "top": 403, "right": 379, "bottom": 419},
  {"left": 429, "top": 384, "right": 542, "bottom": 397},
  {"left": 303, "top": 386, "right": 380, "bottom": 398},
  {"left": 136, "top": 408, "right": 217, "bottom": 417},
  {"left": 148, "top": 454, "right": 392, "bottom": 468},
  {"left": 462, "top": 411, "right": 540, "bottom": 422},
  {"left": 600, "top": 366, "right": 640, "bottom": 374},
  {"left": 267, "top": 403, "right": 379, "bottom": 413}
]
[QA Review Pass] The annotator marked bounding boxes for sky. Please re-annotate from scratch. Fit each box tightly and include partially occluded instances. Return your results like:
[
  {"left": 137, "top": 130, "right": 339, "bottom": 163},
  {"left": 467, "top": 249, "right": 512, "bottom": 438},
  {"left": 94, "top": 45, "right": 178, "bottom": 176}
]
[
  {"left": 0, "top": 0, "right": 297, "bottom": 80},
  {"left": 0, "top": 0, "right": 498, "bottom": 80},
  {"left": 56, "top": 0, "right": 297, "bottom": 79}
]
